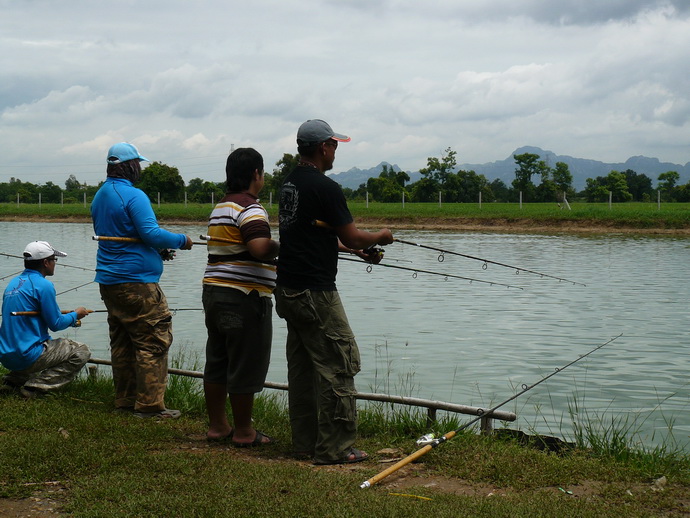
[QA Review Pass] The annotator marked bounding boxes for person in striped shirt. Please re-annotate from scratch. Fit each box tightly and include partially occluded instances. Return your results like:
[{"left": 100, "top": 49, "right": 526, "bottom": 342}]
[{"left": 202, "top": 147, "right": 279, "bottom": 447}]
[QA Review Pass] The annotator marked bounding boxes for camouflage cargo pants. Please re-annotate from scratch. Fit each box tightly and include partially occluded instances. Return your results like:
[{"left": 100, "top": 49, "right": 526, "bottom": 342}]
[
  {"left": 274, "top": 287, "right": 361, "bottom": 464},
  {"left": 99, "top": 283, "right": 172, "bottom": 413},
  {"left": 4, "top": 337, "right": 90, "bottom": 391}
]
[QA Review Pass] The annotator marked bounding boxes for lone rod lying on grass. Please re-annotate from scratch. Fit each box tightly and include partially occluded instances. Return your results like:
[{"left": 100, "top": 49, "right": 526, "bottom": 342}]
[{"left": 359, "top": 333, "right": 622, "bottom": 489}]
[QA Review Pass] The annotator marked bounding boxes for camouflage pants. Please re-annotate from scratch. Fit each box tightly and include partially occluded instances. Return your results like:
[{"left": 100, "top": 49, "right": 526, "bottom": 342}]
[
  {"left": 4, "top": 337, "right": 90, "bottom": 391},
  {"left": 274, "top": 287, "right": 361, "bottom": 463},
  {"left": 99, "top": 283, "right": 173, "bottom": 413}
]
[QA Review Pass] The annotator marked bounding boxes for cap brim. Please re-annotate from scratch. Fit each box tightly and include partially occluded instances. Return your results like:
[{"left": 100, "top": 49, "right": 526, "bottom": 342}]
[
  {"left": 331, "top": 133, "right": 351, "bottom": 142},
  {"left": 53, "top": 249, "right": 67, "bottom": 257}
]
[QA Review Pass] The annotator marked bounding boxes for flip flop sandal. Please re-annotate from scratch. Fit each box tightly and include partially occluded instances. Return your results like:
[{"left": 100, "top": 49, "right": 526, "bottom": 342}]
[
  {"left": 313, "top": 448, "right": 368, "bottom": 465},
  {"left": 133, "top": 408, "right": 181, "bottom": 419},
  {"left": 207, "top": 430, "right": 234, "bottom": 442},
  {"left": 232, "top": 430, "right": 274, "bottom": 448}
]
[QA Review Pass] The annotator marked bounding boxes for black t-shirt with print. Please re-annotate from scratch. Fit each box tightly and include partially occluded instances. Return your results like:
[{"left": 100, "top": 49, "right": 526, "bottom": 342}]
[{"left": 277, "top": 165, "right": 353, "bottom": 290}]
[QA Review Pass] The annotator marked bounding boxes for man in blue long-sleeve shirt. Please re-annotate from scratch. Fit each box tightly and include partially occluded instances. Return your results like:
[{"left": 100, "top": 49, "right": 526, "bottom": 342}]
[
  {"left": 91, "top": 142, "right": 192, "bottom": 419},
  {"left": 0, "top": 241, "right": 91, "bottom": 398}
]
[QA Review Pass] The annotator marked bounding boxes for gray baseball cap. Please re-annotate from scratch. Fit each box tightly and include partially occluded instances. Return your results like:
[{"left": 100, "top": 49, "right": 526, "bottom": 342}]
[{"left": 296, "top": 119, "right": 351, "bottom": 144}]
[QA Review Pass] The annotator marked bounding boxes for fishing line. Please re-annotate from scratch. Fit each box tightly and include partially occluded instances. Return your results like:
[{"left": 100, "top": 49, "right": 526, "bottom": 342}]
[
  {"left": 339, "top": 256, "right": 522, "bottom": 290},
  {"left": 360, "top": 333, "right": 622, "bottom": 489},
  {"left": 393, "top": 238, "right": 586, "bottom": 286},
  {"left": 0, "top": 252, "right": 96, "bottom": 298},
  {"left": 310, "top": 220, "right": 584, "bottom": 286},
  {"left": 0, "top": 251, "right": 95, "bottom": 272},
  {"left": 56, "top": 281, "right": 96, "bottom": 296},
  {"left": 1, "top": 270, "right": 24, "bottom": 281}
]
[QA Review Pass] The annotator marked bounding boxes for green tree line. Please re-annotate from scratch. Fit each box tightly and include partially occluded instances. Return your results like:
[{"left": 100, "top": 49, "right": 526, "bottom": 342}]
[{"left": 0, "top": 150, "right": 685, "bottom": 204}]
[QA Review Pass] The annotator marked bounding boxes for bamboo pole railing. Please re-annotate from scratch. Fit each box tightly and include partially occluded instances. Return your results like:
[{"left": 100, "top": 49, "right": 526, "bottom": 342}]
[{"left": 87, "top": 358, "right": 516, "bottom": 432}]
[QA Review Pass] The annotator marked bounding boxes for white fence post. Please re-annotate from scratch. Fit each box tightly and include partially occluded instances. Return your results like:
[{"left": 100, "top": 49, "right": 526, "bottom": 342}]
[
  {"left": 479, "top": 191, "right": 482, "bottom": 209},
  {"left": 366, "top": 191, "right": 369, "bottom": 208},
  {"left": 657, "top": 190, "right": 661, "bottom": 211},
  {"left": 608, "top": 191, "right": 612, "bottom": 210},
  {"left": 519, "top": 191, "right": 523, "bottom": 209},
  {"left": 402, "top": 191, "right": 405, "bottom": 209}
]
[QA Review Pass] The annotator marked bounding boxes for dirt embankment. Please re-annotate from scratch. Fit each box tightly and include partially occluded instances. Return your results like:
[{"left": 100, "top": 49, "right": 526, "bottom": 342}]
[{"left": 3, "top": 214, "right": 690, "bottom": 235}]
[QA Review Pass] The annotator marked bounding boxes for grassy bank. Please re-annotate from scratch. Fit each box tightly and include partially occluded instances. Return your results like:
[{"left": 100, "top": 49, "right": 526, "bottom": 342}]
[
  {"left": 1, "top": 365, "right": 689, "bottom": 517},
  {"left": 2, "top": 201, "right": 690, "bottom": 233}
]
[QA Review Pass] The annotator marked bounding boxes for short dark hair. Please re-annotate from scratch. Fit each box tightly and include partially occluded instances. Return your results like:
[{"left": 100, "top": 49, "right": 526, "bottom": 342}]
[
  {"left": 106, "top": 160, "right": 142, "bottom": 183},
  {"left": 226, "top": 148, "right": 264, "bottom": 192},
  {"left": 297, "top": 141, "right": 322, "bottom": 158},
  {"left": 24, "top": 256, "right": 52, "bottom": 271}
]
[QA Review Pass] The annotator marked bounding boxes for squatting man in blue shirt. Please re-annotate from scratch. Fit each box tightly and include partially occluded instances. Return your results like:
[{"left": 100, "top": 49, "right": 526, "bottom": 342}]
[{"left": 0, "top": 241, "right": 91, "bottom": 398}]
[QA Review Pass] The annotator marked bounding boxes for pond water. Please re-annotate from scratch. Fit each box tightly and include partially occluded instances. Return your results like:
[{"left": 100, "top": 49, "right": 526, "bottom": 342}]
[{"left": 1, "top": 221, "right": 689, "bottom": 448}]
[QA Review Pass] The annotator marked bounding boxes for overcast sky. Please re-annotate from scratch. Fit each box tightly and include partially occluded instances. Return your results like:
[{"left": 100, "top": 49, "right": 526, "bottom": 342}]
[{"left": 1, "top": 0, "right": 689, "bottom": 186}]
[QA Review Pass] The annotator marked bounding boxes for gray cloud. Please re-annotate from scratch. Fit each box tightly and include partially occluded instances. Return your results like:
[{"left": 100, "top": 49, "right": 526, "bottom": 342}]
[{"left": 1, "top": 0, "right": 689, "bottom": 186}]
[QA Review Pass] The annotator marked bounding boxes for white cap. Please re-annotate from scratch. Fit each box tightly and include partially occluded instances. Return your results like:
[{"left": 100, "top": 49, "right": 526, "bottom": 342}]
[{"left": 23, "top": 241, "right": 67, "bottom": 260}]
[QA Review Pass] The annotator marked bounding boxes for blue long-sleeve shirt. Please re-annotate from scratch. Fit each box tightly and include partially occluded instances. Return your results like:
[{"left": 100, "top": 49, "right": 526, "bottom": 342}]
[
  {"left": 91, "top": 178, "right": 187, "bottom": 284},
  {"left": 0, "top": 269, "right": 78, "bottom": 371}
]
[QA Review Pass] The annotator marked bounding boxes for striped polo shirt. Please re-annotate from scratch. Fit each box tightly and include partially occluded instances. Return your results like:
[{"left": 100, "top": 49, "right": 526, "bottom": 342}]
[{"left": 203, "top": 192, "right": 276, "bottom": 295}]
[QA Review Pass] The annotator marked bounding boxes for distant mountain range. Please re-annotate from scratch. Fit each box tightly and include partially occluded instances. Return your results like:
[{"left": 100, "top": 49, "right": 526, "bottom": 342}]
[{"left": 327, "top": 146, "right": 690, "bottom": 191}]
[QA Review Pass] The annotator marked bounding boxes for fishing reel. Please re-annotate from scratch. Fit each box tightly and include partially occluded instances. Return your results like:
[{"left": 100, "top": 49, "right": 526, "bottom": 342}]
[
  {"left": 362, "top": 247, "right": 384, "bottom": 264},
  {"left": 415, "top": 433, "right": 437, "bottom": 446},
  {"left": 159, "top": 249, "right": 176, "bottom": 261}
]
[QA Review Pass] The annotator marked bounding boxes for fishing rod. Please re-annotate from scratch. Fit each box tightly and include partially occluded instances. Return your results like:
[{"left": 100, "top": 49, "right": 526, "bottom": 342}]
[
  {"left": 311, "top": 219, "right": 584, "bottom": 286},
  {"left": 12, "top": 309, "right": 101, "bottom": 316},
  {"left": 0, "top": 252, "right": 97, "bottom": 308},
  {"left": 1, "top": 270, "right": 24, "bottom": 281},
  {"left": 12, "top": 308, "right": 203, "bottom": 316},
  {"left": 56, "top": 281, "right": 96, "bottom": 296},
  {"left": 0, "top": 252, "right": 96, "bottom": 272},
  {"left": 92, "top": 236, "right": 207, "bottom": 246},
  {"left": 339, "top": 256, "right": 522, "bottom": 290},
  {"left": 393, "top": 237, "right": 586, "bottom": 287},
  {"left": 340, "top": 252, "right": 411, "bottom": 264},
  {"left": 360, "top": 333, "right": 623, "bottom": 489},
  {"left": 198, "top": 234, "right": 237, "bottom": 245}
]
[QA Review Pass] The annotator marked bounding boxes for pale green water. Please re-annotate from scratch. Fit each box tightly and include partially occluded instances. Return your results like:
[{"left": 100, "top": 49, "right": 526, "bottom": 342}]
[{"left": 2, "top": 221, "right": 688, "bottom": 448}]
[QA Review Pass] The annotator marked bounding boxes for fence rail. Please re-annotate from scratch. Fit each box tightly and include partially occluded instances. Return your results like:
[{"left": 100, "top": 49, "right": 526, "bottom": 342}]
[{"left": 87, "top": 358, "right": 516, "bottom": 433}]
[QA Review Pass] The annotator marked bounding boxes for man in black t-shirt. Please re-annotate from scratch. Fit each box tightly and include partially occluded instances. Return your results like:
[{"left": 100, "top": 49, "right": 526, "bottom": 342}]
[{"left": 276, "top": 119, "right": 393, "bottom": 465}]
